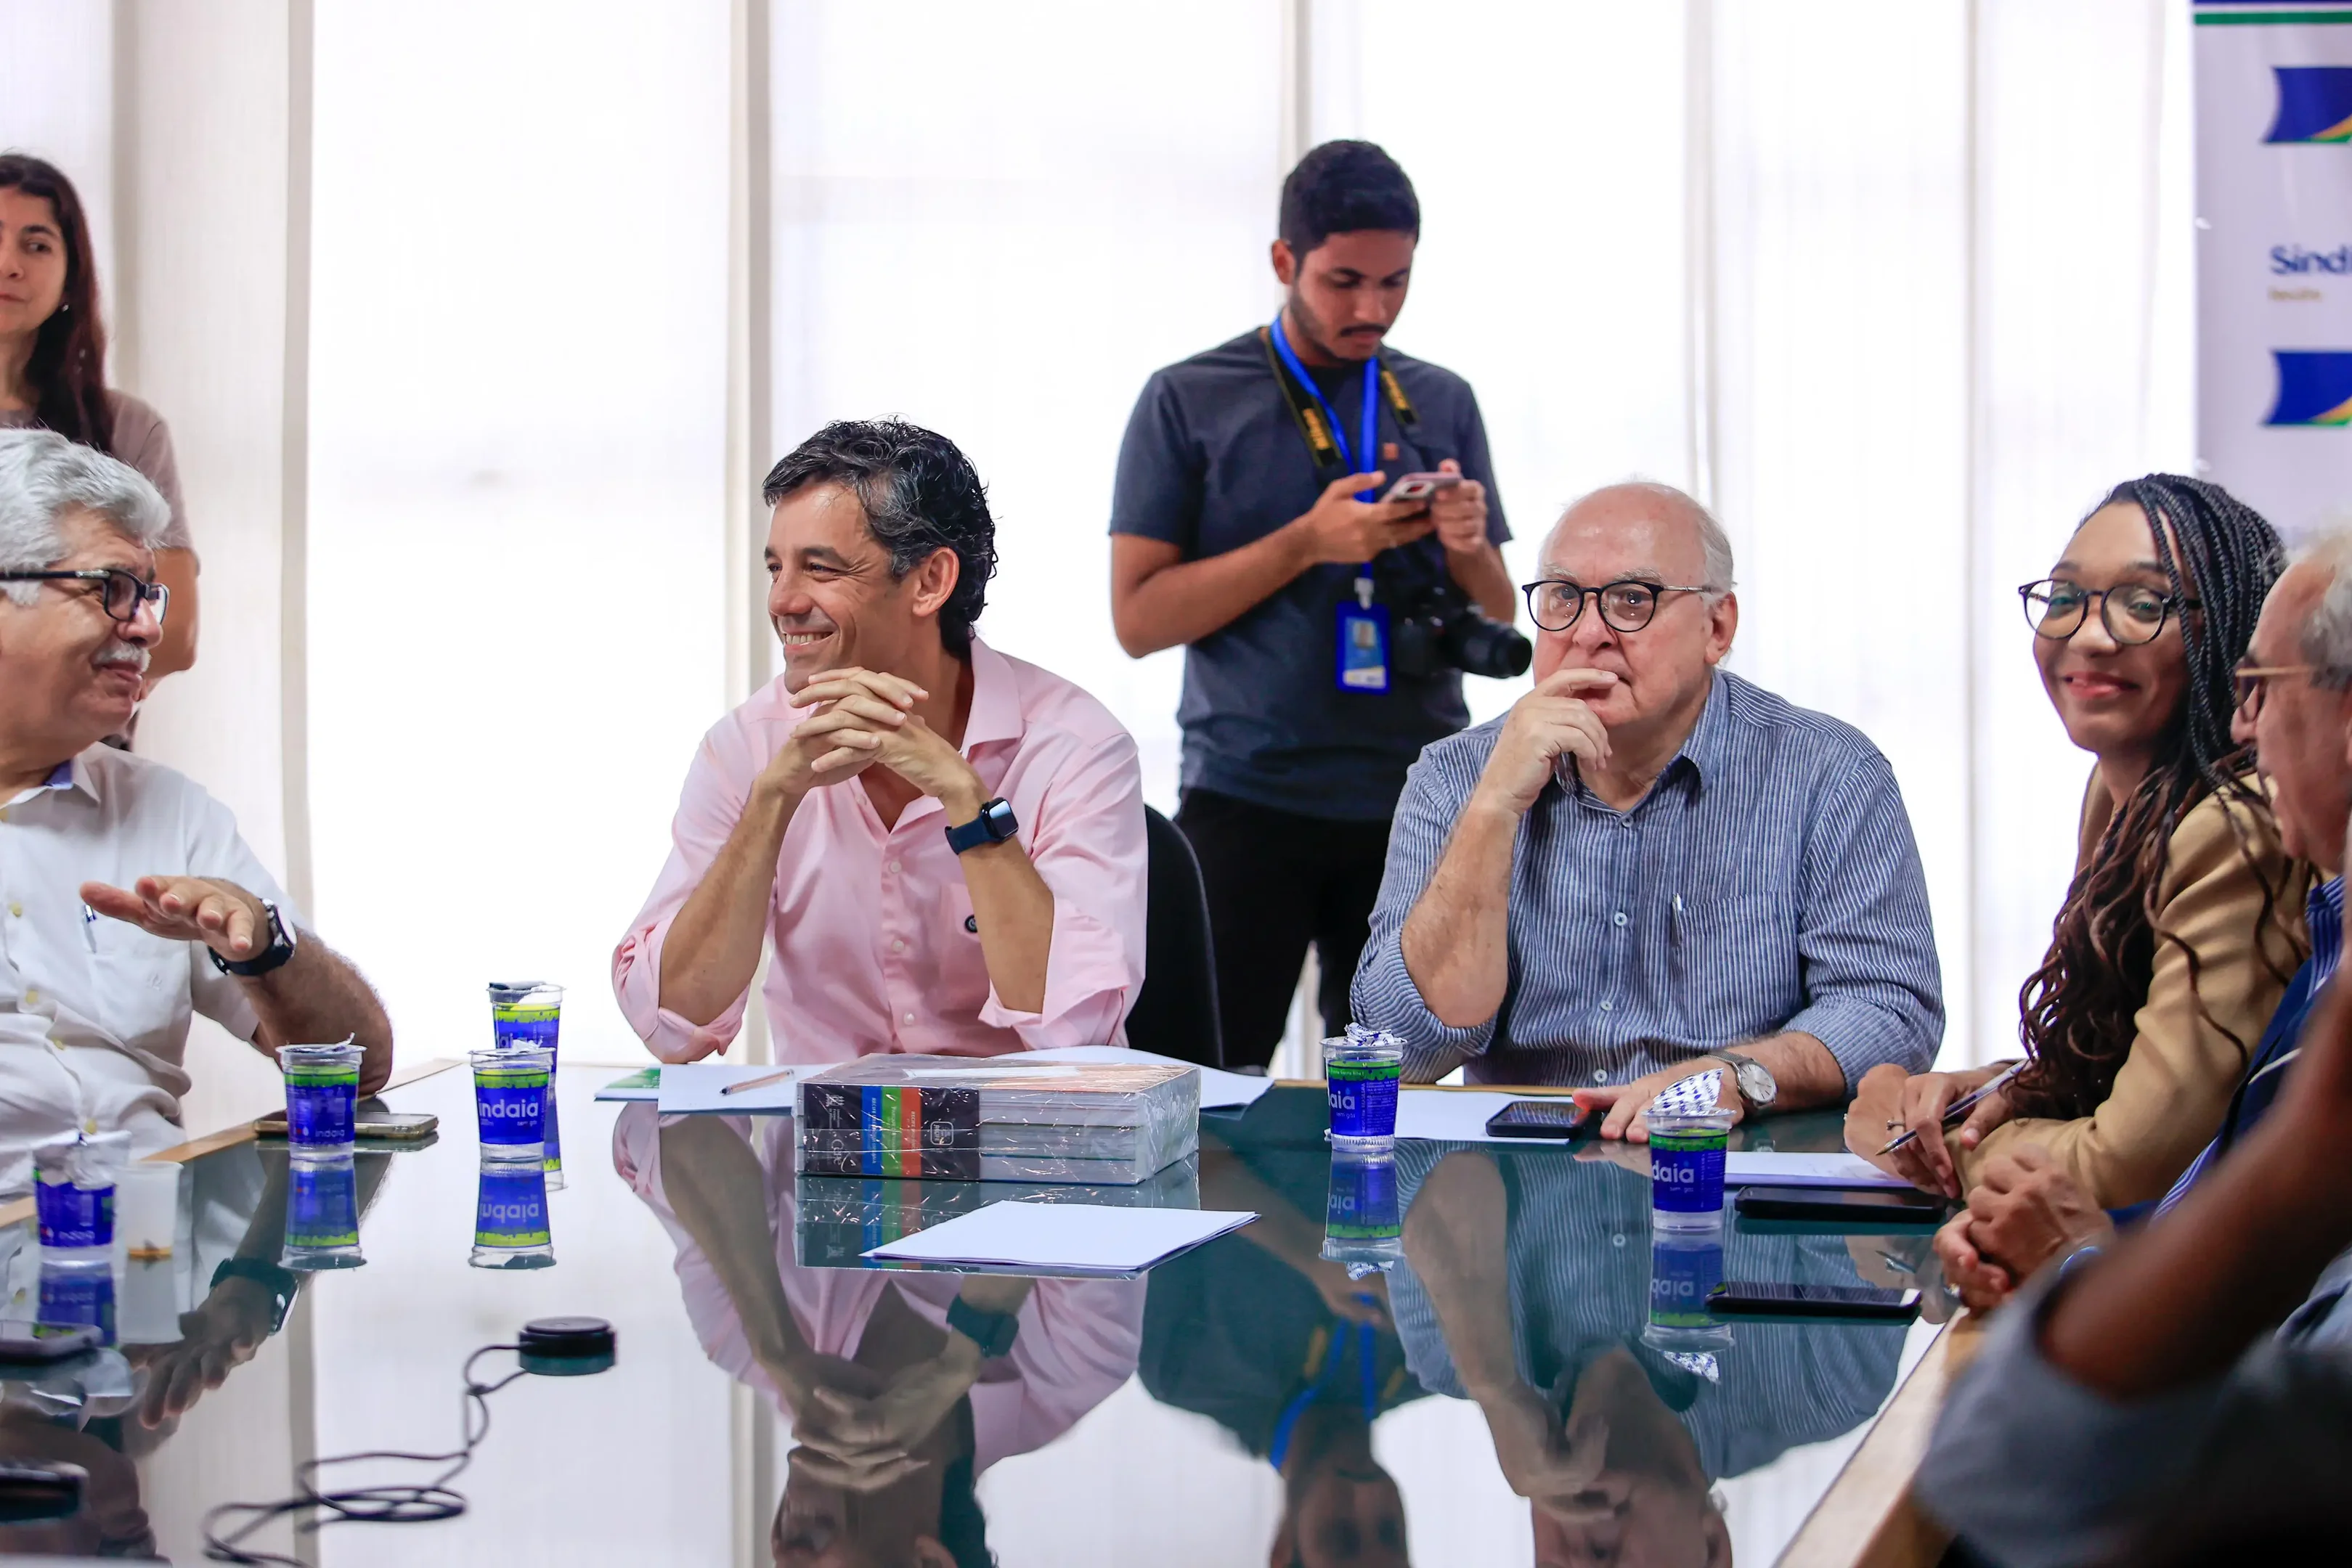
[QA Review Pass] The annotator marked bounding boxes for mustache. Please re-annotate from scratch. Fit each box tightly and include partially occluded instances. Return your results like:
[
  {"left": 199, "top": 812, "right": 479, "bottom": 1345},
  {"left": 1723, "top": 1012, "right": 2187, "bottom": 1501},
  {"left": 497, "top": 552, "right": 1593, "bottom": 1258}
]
[{"left": 94, "top": 645, "right": 150, "bottom": 674}]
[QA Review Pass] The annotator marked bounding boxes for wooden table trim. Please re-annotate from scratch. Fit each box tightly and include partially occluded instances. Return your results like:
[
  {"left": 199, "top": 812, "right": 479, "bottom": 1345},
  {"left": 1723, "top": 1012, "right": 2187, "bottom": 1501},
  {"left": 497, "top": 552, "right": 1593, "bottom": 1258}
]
[
  {"left": 1778, "top": 1313, "right": 1983, "bottom": 1567},
  {"left": 0, "top": 1056, "right": 465, "bottom": 1233}
]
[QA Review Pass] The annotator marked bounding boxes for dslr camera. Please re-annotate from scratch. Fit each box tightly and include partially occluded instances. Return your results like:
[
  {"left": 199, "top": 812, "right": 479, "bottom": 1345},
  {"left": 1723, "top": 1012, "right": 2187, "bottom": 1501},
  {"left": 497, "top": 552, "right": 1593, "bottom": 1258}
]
[{"left": 1390, "top": 578, "right": 1531, "bottom": 681}]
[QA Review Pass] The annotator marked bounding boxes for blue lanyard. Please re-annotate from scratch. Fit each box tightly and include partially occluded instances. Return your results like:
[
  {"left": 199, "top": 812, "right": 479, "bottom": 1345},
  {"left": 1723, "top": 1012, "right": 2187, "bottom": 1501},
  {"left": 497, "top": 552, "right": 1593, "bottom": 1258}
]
[
  {"left": 1266, "top": 1318, "right": 1379, "bottom": 1472},
  {"left": 1269, "top": 316, "right": 1381, "bottom": 503}
]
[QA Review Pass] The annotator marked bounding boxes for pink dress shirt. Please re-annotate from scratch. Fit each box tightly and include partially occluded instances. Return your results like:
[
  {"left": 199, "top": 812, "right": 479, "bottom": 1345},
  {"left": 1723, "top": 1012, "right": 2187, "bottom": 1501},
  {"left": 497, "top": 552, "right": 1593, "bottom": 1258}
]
[
  {"left": 613, "top": 637, "right": 1149, "bottom": 1063},
  {"left": 613, "top": 1106, "right": 1144, "bottom": 1474}
]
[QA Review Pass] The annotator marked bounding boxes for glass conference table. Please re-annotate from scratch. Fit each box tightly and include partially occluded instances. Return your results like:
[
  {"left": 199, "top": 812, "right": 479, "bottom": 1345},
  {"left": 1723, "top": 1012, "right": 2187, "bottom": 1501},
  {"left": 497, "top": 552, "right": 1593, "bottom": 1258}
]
[{"left": 0, "top": 1064, "right": 1948, "bottom": 1565}]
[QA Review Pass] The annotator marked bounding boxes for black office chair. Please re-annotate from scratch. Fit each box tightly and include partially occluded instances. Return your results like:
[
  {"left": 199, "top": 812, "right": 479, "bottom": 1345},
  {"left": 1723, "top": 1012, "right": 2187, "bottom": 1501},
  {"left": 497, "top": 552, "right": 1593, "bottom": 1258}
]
[{"left": 1125, "top": 805, "right": 1226, "bottom": 1069}]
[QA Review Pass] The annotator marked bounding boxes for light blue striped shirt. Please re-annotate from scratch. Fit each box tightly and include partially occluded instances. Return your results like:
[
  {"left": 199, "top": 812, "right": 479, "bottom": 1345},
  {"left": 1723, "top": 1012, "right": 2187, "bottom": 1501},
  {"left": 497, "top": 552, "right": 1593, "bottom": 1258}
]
[
  {"left": 1386, "top": 1143, "right": 1908, "bottom": 1480},
  {"left": 1351, "top": 669, "right": 1943, "bottom": 1087}
]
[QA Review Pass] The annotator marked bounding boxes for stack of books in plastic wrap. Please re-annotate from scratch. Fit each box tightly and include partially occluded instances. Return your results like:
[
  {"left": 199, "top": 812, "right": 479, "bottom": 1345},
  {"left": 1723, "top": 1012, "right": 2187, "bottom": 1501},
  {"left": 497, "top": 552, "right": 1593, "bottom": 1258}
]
[{"left": 793, "top": 1055, "right": 1200, "bottom": 1185}]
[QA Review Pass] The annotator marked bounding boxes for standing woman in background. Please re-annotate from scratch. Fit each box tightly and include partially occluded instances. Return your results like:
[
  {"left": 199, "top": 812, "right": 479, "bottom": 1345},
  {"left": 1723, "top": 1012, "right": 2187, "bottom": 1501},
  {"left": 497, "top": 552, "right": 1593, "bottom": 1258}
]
[{"left": 0, "top": 153, "right": 197, "bottom": 702}]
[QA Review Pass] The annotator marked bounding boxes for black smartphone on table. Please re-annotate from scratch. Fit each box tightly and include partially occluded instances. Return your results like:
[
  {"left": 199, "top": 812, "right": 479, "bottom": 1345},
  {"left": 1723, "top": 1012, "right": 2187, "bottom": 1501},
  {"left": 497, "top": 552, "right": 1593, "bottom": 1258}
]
[
  {"left": 1734, "top": 1185, "right": 1945, "bottom": 1227},
  {"left": 0, "top": 1323, "right": 102, "bottom": 1365},
  {"left": 1485, "top": 1100, "right": 1591, "bottom": 1139},
  {"left": 1706, "top": 1281, "right": 1921, "bottom": 1322}
]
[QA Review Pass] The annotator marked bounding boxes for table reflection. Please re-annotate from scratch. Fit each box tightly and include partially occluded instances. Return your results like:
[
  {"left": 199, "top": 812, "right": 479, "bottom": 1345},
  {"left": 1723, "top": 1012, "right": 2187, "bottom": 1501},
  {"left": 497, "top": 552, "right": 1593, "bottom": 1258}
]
[
  {"left": 1388, "top": 1143, "right": 1907, "bottom": 1567},
  {"left": 1143, "top": 1091, "right": 1422, "bottom": 1568},
  {"left": 613, "top": 1104, "right": 1145, "bottom": 1568}
]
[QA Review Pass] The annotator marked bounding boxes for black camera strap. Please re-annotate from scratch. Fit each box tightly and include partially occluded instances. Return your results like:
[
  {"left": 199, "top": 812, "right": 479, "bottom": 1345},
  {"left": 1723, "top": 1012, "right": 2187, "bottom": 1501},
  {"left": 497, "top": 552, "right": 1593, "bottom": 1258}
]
[{"left": 1258, "top": 324, "right": 1420, "bottom": 483}]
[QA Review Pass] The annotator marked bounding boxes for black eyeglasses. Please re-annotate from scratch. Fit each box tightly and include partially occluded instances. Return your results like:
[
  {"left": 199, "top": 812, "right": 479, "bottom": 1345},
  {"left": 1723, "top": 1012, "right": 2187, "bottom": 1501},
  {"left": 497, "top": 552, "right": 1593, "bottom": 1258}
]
[
  {"left": 2018, "top": 579, "right": 2191, "bottom": 647},
  {"left": 1521, "top": 578, "right": 1711, "bottom": 634},
  {"left": 0, "top": 568, "right": 171, "bottom": 626}
]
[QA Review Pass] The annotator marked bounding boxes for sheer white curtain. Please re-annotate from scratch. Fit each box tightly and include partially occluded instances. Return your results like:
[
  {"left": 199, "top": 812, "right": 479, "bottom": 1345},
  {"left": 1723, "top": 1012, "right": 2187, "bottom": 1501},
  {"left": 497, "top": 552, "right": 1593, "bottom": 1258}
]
[
  {"left": 304, "top": 0, "right": 736, "bottom": 1068},
  {"left": 767, "top": 0, "right": 1287, "bottom": 814}
]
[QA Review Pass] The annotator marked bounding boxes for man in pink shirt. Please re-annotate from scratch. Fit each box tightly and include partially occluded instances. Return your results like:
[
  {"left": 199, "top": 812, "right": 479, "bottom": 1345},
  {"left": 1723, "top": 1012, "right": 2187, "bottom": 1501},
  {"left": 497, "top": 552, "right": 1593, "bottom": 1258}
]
[{"left": 614, "top": 419, "right": 1149, "bottom": 1064}]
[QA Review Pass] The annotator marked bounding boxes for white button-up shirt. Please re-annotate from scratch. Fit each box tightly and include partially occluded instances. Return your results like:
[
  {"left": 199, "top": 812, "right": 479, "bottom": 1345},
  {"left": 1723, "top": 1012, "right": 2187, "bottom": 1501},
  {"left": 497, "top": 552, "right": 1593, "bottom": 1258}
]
[{"left": 0, "top": 746, "right": 294, "bottom": 1193}]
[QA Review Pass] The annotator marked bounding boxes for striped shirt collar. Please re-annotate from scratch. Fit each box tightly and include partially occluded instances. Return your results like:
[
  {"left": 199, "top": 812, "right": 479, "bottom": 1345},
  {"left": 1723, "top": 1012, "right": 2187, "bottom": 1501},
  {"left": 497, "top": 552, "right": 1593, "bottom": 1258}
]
[
  {"left": 2310, "top": 875, "right": 2344, "bottom": 992},
  {"left": 1675, "top": 669, "right": 1735, "bottom": 786},
  {"left": 1563, "top": 669, "right": 1734, "bottom": 803}
]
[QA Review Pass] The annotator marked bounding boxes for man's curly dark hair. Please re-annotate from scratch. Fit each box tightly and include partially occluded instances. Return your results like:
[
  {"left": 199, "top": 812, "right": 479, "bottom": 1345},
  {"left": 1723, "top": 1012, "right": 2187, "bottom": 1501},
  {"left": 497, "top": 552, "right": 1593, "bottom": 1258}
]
[{"left": 761, "top": 418, "right": 1000, "bottom": 656}]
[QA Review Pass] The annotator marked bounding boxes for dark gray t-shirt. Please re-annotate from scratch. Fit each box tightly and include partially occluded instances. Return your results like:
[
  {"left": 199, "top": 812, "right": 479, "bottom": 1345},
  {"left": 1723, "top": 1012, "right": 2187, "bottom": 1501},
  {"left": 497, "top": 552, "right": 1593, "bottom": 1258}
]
[{"left": 1109, "top": 329, "right": 1510, "bottom": 821}]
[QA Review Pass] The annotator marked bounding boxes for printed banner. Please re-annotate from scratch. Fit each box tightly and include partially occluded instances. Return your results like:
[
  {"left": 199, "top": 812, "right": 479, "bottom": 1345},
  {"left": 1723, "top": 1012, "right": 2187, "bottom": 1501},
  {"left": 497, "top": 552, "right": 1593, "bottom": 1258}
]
[{"left": 2197, "top": 3, "right": 2352, "bottom": 538}]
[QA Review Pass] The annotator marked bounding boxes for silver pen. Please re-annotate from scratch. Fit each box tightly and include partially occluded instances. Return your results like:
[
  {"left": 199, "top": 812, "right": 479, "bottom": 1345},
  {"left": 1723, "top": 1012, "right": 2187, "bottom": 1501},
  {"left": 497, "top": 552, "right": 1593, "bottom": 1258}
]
[{"left": 1878, "top": 1061, "right": 2024, "bottom": 1156}]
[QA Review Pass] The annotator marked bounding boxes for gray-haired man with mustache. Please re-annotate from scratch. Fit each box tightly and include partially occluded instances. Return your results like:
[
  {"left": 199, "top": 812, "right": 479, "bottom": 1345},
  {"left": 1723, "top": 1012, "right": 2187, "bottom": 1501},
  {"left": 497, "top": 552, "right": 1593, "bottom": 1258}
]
[{"left": 0, "top": 430, "right": 388, "bottom": 1193}]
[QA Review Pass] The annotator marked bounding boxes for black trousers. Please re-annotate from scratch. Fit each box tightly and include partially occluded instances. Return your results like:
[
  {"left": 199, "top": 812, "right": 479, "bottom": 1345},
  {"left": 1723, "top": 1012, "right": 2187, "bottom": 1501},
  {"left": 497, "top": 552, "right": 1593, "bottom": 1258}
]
[{"left": 1175, "top": 787, "right": 1394, "bottom": 1071}]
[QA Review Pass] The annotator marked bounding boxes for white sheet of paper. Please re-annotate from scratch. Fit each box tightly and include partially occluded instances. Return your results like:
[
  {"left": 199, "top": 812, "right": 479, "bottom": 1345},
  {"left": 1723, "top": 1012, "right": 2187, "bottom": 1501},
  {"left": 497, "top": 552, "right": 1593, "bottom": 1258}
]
[
  {"left": 1393, "top": 1090, "right": 1584, "bottom": 1143},
  {"left": 1018, "top": 1045, "right": 1275, "bottom": 1111},
  {"left": 1722, "top": 1152, "right": 1911, "bottom": 1189},
  {"left": 863, "top": 1201, "right": 1258, "bottom": 1275},
  {"left": 654, "top": 1063, "right": 805, "bottom": 1114}
]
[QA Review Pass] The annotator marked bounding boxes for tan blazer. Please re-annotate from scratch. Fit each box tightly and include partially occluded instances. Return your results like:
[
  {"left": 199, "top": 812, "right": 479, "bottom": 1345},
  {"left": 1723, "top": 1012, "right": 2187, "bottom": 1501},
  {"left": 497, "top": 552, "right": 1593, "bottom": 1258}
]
[{"left": 1963, "top": 771, "right": 2310, "bottom": 1206}]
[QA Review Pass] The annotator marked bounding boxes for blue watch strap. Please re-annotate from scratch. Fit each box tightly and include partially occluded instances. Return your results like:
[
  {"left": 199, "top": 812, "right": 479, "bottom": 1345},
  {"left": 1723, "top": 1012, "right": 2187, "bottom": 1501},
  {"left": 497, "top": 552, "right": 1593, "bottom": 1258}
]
[
  {"left": 946, "top": 1294, "right": 1020, "bottom": 1358},
  {"left": 945, "top": 798, "right": 1017, "bottom": 855}
]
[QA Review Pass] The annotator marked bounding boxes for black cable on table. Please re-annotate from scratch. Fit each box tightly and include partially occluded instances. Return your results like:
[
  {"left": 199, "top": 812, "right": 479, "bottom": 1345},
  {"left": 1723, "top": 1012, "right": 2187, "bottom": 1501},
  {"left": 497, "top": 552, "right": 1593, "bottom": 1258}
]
[{"left": 201, "top": 1342, "right": 524, "bottom": 1565}]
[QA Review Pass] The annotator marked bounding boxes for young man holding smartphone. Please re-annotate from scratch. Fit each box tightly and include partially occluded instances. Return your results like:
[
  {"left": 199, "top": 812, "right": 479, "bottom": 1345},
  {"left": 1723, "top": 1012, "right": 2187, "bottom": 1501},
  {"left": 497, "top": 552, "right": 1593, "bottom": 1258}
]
[{"left": 1108, "top": 140, "right": 1515, "bottom": 1070}]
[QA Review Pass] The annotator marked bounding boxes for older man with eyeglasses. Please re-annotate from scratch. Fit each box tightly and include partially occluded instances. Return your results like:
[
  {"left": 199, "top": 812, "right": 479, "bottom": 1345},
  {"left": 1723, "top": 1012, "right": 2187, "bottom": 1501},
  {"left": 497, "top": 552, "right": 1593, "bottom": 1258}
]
[
  {"left": 0, "top": 430, "right": 388, "bottom": 1192},
  {"left": 1351, "top": 481, "right": 1942, "bottom": 1136}
]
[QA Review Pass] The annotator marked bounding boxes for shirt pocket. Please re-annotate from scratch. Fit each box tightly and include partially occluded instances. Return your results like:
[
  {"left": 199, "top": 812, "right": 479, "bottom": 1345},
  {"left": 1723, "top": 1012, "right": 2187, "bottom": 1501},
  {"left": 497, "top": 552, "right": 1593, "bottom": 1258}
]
[
  {"left": 89, "top": 927, "right": 187, "bottom": 1048},
  {"left": 1672, "top": 894, "right": 1797, "bottom": 1044},
  {"left": 935, "top": 883, "right": 993, "bottom": 1013}
]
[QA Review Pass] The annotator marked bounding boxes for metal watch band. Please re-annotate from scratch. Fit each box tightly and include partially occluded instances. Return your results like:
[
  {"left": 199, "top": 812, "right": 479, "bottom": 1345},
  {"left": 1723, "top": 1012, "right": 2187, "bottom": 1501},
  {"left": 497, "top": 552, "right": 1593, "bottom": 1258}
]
[
  {"left": 1712, "top": 1048, "right": 1778, "bottom": 1111},
  {"left": 208, "top": 899, "right": 297, "bottom": 979}
]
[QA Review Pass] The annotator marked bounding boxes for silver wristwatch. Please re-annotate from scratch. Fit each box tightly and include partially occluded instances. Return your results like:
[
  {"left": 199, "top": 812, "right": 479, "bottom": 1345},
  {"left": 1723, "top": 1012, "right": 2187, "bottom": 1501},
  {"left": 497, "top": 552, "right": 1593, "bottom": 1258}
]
[{"left": 1710, "top": 1048, "right": 1778, "bottom": 1112}]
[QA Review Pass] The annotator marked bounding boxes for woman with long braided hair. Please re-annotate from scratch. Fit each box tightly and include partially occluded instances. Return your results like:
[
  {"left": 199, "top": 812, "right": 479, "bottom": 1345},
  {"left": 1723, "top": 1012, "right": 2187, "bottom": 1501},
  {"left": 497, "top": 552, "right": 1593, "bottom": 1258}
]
[{"left": 1851, "top": 475, "right": 2309, "bottom": 1206}]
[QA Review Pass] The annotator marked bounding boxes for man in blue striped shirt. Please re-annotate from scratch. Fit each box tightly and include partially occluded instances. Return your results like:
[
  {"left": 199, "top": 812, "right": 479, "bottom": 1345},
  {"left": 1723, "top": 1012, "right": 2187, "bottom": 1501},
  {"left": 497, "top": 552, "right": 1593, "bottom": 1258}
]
[{"left": 1350, "top": 482, "right": 1942, "bottom": 1135}]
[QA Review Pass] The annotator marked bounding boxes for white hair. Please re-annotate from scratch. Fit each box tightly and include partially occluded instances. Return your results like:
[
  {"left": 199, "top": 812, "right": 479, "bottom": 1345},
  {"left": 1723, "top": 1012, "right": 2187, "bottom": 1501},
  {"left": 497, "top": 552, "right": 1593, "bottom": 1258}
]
[
  {"left": 0, "top": 429, "right": 171, "bottom": 607},
  {"left": 1552, "top": 480, "right": 1737, "bottom": 597},
  {"left": 2294, "top": 525, "right": 2352, "bottom": 675}
]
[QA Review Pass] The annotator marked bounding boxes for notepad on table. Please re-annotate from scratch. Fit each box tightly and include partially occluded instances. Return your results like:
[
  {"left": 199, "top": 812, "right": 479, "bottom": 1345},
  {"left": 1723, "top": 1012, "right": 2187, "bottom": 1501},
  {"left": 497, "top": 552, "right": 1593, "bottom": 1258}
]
[
  {"left": 860, "top": 1200, "right": 1256, "bottom": 1275},
  {"left": 1722, "top": 1152, "right": 1911, "bottom": 1189},
  {"left": 656, "top": 1062, "right": 806, "bottom": 1114}
]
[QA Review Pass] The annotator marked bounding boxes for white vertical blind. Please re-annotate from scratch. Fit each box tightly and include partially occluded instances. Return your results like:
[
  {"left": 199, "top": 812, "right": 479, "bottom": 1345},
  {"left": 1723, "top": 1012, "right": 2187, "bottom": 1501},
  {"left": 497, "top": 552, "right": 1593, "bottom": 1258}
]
[
  {"left": 304, "top": 0, "right": 736, "bottom": 1066},
  {"left": 0, "top": 0, "right": 117, "bottom": 290},
  {"left": 1705, "top": 0, "right": 1979, "bottom": 1061},
  {"left": 767, "top": 0, "right": 1287, "bottom": 814}
]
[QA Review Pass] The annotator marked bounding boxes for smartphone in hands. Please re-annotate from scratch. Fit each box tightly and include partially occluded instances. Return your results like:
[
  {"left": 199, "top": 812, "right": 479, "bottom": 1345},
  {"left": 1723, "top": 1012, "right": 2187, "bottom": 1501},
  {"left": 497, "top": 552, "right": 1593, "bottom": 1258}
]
[{"left": 1381, "top": 472, "right": 1462, "bottom": 506}]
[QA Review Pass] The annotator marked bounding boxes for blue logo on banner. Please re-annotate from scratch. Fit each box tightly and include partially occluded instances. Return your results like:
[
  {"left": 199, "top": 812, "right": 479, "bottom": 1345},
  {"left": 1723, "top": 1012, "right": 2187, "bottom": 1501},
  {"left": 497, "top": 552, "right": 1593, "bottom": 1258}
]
[
  {"left": 2267, "top": 351, "right": 2352, "bottom": 426},
  {"left": 2267, "top": 67, "right": 2352, "bottom": 144}
]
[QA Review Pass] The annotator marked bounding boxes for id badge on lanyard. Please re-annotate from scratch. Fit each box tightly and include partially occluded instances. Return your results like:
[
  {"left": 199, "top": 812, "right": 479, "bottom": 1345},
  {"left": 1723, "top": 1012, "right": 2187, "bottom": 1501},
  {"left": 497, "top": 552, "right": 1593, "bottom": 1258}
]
[
  {"left": 1268, "top": 317, "right": 1392, "bottom": 697},
  {"left": 1336, "top": 576, "right": 1391, "bottom": 693}
]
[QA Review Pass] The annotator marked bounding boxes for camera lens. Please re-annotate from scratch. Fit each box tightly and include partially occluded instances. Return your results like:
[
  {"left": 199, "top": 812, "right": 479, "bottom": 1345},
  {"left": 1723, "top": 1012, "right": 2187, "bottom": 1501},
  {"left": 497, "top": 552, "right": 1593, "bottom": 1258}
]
[{"left": 1445, "top": 613, "right": 1532, "bottom": 679}]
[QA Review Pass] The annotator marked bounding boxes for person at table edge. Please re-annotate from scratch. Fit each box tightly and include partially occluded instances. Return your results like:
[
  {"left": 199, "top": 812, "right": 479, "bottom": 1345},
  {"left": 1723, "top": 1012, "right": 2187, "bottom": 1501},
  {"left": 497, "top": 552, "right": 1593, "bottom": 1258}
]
[
  {"left": 614, "top": 418, "right": 1148, "bottom": 1063},
  {"left": 1350, "top": 481, "right": 1942, "bottom": 1135},
  {"left": 0, "top": 431, "right": 390, "bottom": 1187}
]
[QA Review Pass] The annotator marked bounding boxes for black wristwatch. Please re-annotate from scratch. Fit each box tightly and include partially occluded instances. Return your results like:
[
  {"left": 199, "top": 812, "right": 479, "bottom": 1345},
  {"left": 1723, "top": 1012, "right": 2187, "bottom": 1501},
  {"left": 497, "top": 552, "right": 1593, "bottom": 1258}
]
[
  {"left": 944, "top": 798, "right": 1019, "bottom": 856},
  {"left": 208, "top": 899, "right": 298, "bottom": 979},
  {"left": 211, "top": 1257, "right": 299, "bottom": 1334},
  {"left": 945, "top": 1295, "right": 1020, "bottom": 1359}
]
